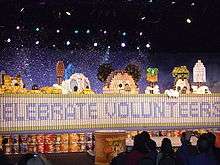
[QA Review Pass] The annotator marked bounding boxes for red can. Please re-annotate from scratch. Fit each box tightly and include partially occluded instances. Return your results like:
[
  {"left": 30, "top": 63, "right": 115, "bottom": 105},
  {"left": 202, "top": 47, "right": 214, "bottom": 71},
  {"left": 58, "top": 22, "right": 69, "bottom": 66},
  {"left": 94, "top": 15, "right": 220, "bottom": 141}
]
[
  {"left": 60, "top": 144, "right": 69, "bottom": 153},
  {"left": 45, "top": 134, "right": 55, "bottom": 144},
  {"left": 36, "top": 135, "right": 45, "bottom": 144},
  {"left": 44, "top": 144, "right": 54, "bottom": 153},
  {"left": 37, "top": 144, "right": 45, "bottom": 153}
]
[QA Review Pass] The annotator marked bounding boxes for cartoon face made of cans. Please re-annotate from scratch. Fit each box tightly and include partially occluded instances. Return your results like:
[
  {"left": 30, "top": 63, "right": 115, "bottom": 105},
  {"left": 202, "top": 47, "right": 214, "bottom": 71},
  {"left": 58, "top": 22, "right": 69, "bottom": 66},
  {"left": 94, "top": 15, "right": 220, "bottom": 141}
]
[{"left": 103, "top": 71, "right": 139, "bottom": 94}]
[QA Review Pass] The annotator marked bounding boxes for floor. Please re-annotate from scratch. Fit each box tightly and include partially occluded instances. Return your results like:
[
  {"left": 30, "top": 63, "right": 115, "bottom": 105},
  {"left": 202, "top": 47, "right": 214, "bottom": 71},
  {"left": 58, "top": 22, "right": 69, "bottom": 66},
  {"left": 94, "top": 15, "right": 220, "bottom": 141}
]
[{"left": 7, "top": 152, "right": 95, "bottom": 165}]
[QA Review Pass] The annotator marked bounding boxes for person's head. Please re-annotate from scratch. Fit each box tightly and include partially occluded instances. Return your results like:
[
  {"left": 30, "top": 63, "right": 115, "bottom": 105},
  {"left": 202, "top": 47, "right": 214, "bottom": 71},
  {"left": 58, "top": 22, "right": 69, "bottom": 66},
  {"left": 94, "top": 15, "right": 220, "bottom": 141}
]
[
  {"left": 161, "top": 138, "right": 174, "bottom": 154},
  {"left": 180, "top": 132, "right": 191, "bottom": 145},
  {"left": 140, "top": 131, "right": 150, "bottom": 141},
  {"left": 18, "top": 153, "right": 46, "bottom": 165},
  {"left": 133, "top": 134, "right": 148, "bottom": 153},
  {"left": 205, "top": 132, "right": 216, "bottom": 148},
  {"left": 197, "top": 135, "right": 211, "bottom": 154},
  {"left": 147, "top": 139, "right": 157, "bottom": 152}
]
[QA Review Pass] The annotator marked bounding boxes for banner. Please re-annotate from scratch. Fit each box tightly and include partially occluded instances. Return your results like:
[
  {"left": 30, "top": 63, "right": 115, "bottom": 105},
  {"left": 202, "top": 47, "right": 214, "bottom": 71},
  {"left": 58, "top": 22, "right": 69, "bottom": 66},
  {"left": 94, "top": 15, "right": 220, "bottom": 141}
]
[{"left": 0, "top": 94, "right": 219, "bottom": 134}]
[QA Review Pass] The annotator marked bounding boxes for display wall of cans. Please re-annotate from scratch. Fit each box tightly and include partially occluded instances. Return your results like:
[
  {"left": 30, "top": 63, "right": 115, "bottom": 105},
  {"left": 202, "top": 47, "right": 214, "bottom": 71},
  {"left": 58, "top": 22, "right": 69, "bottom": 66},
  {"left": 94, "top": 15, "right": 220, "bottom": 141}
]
[{"left": 0, "top": 133, "right": 94, "bottom": 154}]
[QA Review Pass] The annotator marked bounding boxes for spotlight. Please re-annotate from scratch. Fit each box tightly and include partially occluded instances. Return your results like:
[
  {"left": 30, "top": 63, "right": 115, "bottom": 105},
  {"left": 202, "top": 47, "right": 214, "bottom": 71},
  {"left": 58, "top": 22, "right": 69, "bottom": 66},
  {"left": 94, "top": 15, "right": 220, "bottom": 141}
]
[
  {"left": 121, "top": 43, "right": 126, "bottom": 47},
  {"left": 94, "top": 42, "right": 98, "bottom": 47},
  {"left": 191, "top": 2, "right": 195, "bottom": 6},
  {"left": 86, "top": 29, "right": 90, "bottom": 34},
  {"left": 16, "top": 26, "right": 20, "bottom": 30},
  {"left": 171, "top": 1, "right": 176, "bottom": 4},
  {"left": 137, "top": 46, "right": 140, "bottom": 50},
  {"left": 56, "top": 29, "right": 60, "bottom": 33},
  {"left": 186, "top": 18, "right": 192, "bottom": 23},
  {"left": 35, "top": 41, "right": 39, "bottom": 45},
  {"left": 108, "top": 46, "right": 110, "bottom": 49},
  {"left": 52, "top": 44, "right": 56, "bottom": 47},
  {"left": 35, "top": 27, "right": 40, "bottom": 32},
  {"left": 66, "top": 41, "right": 71, "bottom": 46},
  {"left": 146, "top": 43, "right": 151, "bottom": 48},
  {"left": 66, "top": 11, "right": 71, "bottom": 16},
  {"left": 103, "top": 30, "right": 107, "bottom": 34},
  {"left": 139, "top": 32, "right": 143, "bottom": 36},
  {"left": 122, "top": 32, "right": 127, "bottom": 36},
  {"left": 6, "top": 38, "right": 11, "bottom": 43},
  {"left": 74, "top": 30, "right": 79, "bottom": 34}
]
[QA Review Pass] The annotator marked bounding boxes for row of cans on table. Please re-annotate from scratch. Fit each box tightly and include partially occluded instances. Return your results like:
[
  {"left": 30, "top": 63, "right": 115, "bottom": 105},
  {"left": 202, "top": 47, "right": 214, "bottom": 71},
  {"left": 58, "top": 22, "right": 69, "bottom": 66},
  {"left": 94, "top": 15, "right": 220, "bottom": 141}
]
[{"left": 0, "top": 133, "right": 93, "bottom": 154}]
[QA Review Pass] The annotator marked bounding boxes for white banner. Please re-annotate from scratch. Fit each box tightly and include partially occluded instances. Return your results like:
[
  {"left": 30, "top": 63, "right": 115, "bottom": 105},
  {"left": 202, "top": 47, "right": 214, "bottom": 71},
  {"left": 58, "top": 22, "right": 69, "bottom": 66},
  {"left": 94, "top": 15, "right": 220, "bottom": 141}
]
[{"left": 0, "top": 94, "right": 219, "bottom": 133}]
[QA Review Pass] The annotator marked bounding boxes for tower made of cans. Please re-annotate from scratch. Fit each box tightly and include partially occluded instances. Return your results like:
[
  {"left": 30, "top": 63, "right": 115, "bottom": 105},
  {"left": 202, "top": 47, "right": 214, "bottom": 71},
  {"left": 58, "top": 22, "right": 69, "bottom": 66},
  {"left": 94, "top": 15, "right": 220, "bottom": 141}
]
[{"left": 56, "top": 61, "right": 65, "bottom": 85}]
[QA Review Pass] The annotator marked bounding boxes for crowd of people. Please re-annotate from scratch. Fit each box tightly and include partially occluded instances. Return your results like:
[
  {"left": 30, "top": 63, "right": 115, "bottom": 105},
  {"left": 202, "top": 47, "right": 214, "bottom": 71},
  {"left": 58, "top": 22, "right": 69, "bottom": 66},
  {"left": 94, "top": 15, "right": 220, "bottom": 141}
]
[{"left": 111, "top": 131, "right": 220, "bottom": 165}]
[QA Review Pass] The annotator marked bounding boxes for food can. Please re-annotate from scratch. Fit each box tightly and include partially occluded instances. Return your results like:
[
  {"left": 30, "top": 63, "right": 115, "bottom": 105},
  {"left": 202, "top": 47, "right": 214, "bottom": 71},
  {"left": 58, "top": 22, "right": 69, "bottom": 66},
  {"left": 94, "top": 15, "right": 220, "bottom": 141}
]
[
  {"left": 28, "top": 135, "right": 37, "bottom": 144},
  {"left": 12, "top": 135, "right": 20, "bottom": 144},
  {"left": 69, "top": 134, "right": 79, "bottom": 143},
  {"left": 13, "top": 144, "right": 20, "bottom": 154},
  {"left": 69, "top": 143, "right": 80, "bottom": 152},
  {"left": 80, "top": 144, "right": 86, "bottom": 152},
  {"left": 60, "top": 134, "right": 69, "bottom": 144},
  {"left": 0, "top": 135, "right": 3, "bottom": 149},
  {"left": 45, "top": 134, "right": 55, "bottom": 144},
  {"left": 60, "top": 143, "right": 69, "bottom": 152},
  {"left": 36, "top": 134, "right": 45, "bottom": 144},
  {"left": 5, "top": 144, "right": 12, "bottom": 154},
  {"left": 56, "top": 134, "right": 61, "bottom": 144},
  {"left": 0, "top": 135, "right": 2, "bottom": 143},
  {"left": 20, "top": 135, "right": 28, "bottom": 143},
  {"left": 37, "top": 144, "right": 44, "bottom": 153},
  {"left": 54, "top": 144, "right": 61, "bottom": 153},
  {"left": 3, "top": 135, "right": 13, "bottom": 145},
  {"left": 28, "top": 144, "right": 37, "bottom": 153},
  {"left": 20, "top": 144, "right": 28, "bottom": 154},
  {"left": 44, "top": 144, "right": 54, "bottom": 153},
  {"left": 79, "top": 134, "right": 85, "bottom": 142}
]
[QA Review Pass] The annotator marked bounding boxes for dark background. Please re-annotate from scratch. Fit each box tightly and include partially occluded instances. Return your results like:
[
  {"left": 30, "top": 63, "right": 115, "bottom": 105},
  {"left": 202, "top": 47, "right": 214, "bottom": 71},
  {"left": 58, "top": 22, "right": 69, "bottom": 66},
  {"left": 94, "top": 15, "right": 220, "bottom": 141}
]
[{"left": 0, "top": 0, "right": 219, "bottom": 93}]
